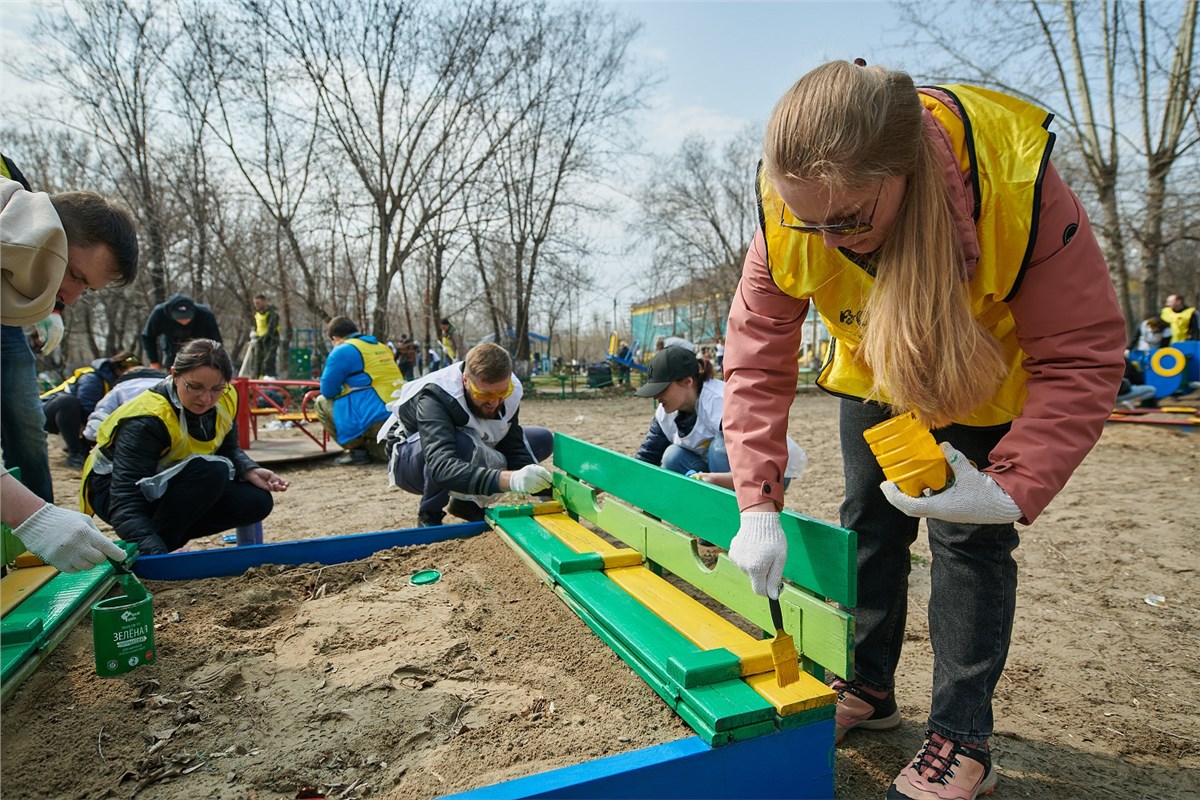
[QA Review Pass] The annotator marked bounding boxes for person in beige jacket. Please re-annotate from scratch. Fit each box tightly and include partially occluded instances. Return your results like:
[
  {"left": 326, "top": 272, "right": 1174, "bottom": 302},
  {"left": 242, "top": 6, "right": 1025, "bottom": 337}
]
[{"left": 1, "top": 173, "right": 140, "bottom": 572}]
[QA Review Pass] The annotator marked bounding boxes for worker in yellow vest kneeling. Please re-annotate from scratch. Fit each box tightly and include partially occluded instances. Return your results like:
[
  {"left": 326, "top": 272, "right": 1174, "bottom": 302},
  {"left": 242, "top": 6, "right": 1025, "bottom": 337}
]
[{"left": 81, "top": 339, "right": 289, "bottom": 555}]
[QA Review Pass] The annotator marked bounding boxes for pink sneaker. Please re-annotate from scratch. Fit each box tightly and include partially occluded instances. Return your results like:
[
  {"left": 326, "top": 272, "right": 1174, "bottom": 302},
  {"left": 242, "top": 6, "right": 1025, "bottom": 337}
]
[
  {"left": 888, "top": 732, "right": 998, "bottom": 800},
  {"left": 832, "top": 678, "right": 901, "bottom": 743}
]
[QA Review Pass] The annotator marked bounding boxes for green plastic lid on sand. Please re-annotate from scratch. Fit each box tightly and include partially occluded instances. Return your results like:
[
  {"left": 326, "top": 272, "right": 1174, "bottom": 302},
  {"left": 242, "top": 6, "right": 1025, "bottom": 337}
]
[{"left": 410, "top": 569, "right": 442, "bottom": 585}]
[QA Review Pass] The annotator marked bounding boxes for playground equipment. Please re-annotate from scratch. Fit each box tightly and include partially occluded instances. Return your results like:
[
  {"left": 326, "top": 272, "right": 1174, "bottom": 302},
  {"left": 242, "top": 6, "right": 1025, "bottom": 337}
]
[
  {"left": 1128, "top": 341, "right": 1200, "bottom": 398},
  {"left": 1108, "top": 342, "right": 1200, "bottom": 428},
  {"left": 233, "top": 376, "right": 334, "bottom": 463},
  {"left": 0, "top": 434, "right": 855, "bottom": 797},
  {"left": 606, "top": 331, "right": 648, "bottom": 373}
]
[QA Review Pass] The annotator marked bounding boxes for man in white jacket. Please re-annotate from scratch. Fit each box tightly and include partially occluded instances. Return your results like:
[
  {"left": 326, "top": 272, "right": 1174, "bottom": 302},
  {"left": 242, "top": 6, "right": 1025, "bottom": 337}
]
[{"left": 1, "top": 171, "right": 140, "bottom": 572}]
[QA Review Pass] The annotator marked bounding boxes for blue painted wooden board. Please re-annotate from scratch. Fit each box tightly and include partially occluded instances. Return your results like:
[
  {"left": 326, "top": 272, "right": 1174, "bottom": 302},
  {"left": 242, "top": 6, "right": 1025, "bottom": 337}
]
[{"left": 439, "top": 717, "right": 835, "bottom": 799}]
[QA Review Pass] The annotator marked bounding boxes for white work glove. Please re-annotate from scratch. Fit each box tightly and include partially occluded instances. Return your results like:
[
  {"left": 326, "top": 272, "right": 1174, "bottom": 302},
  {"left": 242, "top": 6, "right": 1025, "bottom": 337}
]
[
  {"left": 881, "top": 442, "right": 1023, "bottom": 525},
  {"left": 728, "top": 511, "right": 788, "bottom": 599},
  {"left": 509, "top": 464, "right": 552, "bottom": 494},
  {"left": 14, "top": 503, "right": 127, "bottom": 573},
  {"left": 33, "top": 311, "right": 65, "bottom": 355}
]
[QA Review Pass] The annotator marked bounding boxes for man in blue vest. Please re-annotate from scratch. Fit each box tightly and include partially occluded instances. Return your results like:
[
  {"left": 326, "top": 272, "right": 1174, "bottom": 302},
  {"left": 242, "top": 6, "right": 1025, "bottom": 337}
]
[{"left": 314, "top": 316, "right": 403, "bottom": 465}]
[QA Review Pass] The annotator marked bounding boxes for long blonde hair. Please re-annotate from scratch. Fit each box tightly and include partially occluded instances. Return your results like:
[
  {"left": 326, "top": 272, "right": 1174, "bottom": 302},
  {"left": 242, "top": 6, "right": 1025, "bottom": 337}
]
[{"left": 764, "top": 61, "right": 1005, "bottom": 427}]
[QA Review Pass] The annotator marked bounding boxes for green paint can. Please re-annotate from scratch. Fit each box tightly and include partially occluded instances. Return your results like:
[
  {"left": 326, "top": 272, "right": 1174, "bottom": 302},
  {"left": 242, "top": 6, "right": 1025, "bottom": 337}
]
[{"left": 92, "top": 569, "right": 156, "bottom": 677}]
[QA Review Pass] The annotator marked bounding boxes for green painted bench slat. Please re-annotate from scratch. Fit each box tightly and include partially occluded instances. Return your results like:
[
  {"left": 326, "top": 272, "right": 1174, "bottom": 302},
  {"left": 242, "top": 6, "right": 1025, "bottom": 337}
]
[
  {"left": 552, "top": 434, "right": 856, "bottom": 607},
  {"left": 557, "top": 475, "right": 854, "bottom": 679}
]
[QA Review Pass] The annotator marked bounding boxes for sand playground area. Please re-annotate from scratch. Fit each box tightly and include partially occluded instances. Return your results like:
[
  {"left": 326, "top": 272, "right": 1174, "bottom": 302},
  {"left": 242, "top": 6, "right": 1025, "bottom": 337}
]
[{"left": 2, "top": 391, "right": 1197, "bottom": 799}]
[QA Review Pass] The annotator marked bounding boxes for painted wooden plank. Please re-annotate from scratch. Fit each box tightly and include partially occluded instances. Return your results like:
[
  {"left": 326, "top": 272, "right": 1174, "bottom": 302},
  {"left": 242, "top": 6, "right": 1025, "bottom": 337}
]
[
  {"left": 1, "top": 566, "right": 58, "bottom": 617},
  {"left": 744, "top": 670, "right": 837, "bottom": 716},
  {"left": 440, "top": 717, "right": 836, "bottom": 800},
  {"left": 604, "top": 565, "right": 775, "bottom": 675},
  {"left": 556, "top": 570, "right": 777, "bottom": 736},
  {"left": 535, "top": 512, "right": 638, "bottom": 559},
  {"left": 605, "top": 565, "right": 834, "bottom": 716},
  {"left": 557, "top": 474, "right": 854, "bottom": 679},
  {"left": 552, "top": 434, "right": 856, "bottom": 607}
]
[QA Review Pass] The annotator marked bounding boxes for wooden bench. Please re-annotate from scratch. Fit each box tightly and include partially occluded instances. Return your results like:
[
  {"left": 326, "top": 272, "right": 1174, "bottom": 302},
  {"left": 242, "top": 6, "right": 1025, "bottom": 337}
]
[{"left": 483, "top": 434, "right": 856, "bottom": 796}]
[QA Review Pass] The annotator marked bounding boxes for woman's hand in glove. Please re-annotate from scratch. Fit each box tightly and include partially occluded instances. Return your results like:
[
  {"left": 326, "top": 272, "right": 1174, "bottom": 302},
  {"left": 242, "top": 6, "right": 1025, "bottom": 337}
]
[
  {"left": 881, "top": 443, "right": 1022, "bottom": 525},
  {"left": 728, "top": 511, "right": 788, "bottom": 599}
]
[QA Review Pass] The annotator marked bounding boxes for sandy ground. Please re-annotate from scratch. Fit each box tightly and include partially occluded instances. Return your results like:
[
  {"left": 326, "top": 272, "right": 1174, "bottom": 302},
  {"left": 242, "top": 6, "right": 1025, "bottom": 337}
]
[{"left": 3, "top": 389, "right": 1198, "bottom": 800}]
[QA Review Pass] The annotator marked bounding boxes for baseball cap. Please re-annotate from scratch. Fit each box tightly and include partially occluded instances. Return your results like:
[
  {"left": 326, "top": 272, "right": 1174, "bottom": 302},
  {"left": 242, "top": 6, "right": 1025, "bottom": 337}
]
[
  {"left": 635, "top": 346, "right": 700, "bottom": 397},
  {"left": 168, "top": 297, "right": 196, "bottom": 321}
]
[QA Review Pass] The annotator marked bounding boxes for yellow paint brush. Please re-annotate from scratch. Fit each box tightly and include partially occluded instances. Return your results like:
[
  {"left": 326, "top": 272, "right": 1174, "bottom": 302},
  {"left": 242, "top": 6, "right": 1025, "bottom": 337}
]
[{"left": 768, "top": 596, "right": 800, "bottom": 687}]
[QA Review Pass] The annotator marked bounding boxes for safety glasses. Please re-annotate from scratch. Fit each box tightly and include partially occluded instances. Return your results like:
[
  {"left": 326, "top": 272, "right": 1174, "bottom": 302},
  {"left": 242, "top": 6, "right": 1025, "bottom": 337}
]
[
  {"left": 779, "top": 181, "right": 883, "bottom": 237},
  {"left": 466, "top": 376, "right": 514, "bottom": 403}
]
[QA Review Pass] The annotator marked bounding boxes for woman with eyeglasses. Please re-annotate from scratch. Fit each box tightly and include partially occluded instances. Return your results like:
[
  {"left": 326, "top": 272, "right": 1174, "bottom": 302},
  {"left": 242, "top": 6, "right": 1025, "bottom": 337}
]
[
  {"left": 81, "top": 338, "right": 288, "bottom": 555},
  {"left": 722, "top": 61, "right": 1124, "bottom": 800}
]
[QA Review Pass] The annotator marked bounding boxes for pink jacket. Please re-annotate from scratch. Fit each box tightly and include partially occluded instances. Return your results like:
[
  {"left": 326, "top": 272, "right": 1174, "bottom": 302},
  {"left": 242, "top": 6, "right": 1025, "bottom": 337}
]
[{"left": 723, "top": 103, "right": 1125, "bottom": 524}]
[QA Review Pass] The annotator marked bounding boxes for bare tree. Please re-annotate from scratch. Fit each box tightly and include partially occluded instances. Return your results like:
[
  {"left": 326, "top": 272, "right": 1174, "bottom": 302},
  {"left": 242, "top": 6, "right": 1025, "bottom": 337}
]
[
  {"left": 635, "top": 125, "right": 761, "bottom": 336},
  {"left": 246, "top": 0, "right": 538, "bottom": 344},
  {"left": 29, "top": 0, "right": 176, "bottom": 302},
  {"left": 484, "top": 3, "right": 649, "bottom": 366},
  {"left": 897, "top": 0, "right": 1200, "bottom": 334}
]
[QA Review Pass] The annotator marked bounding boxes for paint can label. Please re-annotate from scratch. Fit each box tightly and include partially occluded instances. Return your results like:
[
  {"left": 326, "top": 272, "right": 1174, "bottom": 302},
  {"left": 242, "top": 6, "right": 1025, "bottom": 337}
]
[{"left": 92, "top": 592, "right": 156, "bottom": 677}]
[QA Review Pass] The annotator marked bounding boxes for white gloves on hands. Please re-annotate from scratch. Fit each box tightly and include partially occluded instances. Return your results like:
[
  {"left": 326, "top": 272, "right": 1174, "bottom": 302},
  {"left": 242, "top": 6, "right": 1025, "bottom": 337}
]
[
  {"left": 881, "top": 442, "right": 1023, "bottom": 525},
  {"left": 15, "top": 503, "right": 126, "bottom": 573},
  {"left": 33, "top": 311, "right": 64, "bottom": 355},
  {"left": 509, "top": 464, "right": 552, "bottom": 494},
  {"left": 728, "top": 511, "right": 788, "bottom": 599}
]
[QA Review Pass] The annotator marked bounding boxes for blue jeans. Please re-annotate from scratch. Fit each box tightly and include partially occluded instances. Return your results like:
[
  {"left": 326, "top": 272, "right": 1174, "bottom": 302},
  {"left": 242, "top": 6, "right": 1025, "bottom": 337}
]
[
  {"left": 391, "top": 426, "right": 554, "bottom": 524},
  {"left": 840, "top": 399, "right": 1017, "bottom": 746},
  {"left": 1, "top": 325, "right": 54, "bottom": 501},
  {"left": 661, "top": 430, "right": 731, "bottom": 475}
]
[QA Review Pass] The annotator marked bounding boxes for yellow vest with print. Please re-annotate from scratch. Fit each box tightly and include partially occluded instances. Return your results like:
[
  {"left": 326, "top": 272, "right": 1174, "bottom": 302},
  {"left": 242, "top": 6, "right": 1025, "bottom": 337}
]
[
  {"left": 80, "top": 386, "right": 237, "bottom": 514},
  {"left": 759, "top": 85, "right": 1054, "bottom": 427},
  {"left": 40, "top": 366, "right": 106, "bottom": 400},
  {"left": 339, "top": 336, "right": 404, "bottom": 404},
  {"left": 1161, "top": 306, "right": 1195, "bottom": 343}
]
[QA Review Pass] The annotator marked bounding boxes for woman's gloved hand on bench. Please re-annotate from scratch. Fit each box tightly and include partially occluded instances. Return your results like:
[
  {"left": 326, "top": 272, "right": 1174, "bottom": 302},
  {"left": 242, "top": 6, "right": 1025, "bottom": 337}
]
[{"left": 728, "top": 511, "right": 787, "bottom": 599}]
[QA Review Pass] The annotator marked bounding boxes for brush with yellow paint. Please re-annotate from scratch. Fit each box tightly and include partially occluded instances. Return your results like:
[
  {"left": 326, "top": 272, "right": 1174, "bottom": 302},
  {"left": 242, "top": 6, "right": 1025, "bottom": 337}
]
[{"left": 768, "top": 596, "right": 799, "bottom": 687}]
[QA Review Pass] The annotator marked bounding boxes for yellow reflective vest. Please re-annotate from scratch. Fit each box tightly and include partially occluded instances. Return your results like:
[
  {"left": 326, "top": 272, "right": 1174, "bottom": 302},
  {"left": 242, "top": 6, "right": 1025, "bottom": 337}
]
[
  {"left": 1161, "top": 306, "right": 1196, "bottom": 343},
  {"left": 40, "top": 366, "right": 104, "bottom": 400},
  {"left": 81, "top": 386, "right": 237, "bottom": 514},
  {"left": 337, "top": 337, "right": 404, "bottom": 405},
  {"left": 758, "top": 85, "right": 1055, "bottom": 427}
]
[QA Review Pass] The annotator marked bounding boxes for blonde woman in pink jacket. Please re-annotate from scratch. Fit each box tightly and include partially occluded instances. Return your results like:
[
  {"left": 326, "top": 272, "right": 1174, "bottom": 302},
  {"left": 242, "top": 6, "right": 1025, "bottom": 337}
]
[{"left": 722, "top": 61, "right": 1124, "bottom": 800}]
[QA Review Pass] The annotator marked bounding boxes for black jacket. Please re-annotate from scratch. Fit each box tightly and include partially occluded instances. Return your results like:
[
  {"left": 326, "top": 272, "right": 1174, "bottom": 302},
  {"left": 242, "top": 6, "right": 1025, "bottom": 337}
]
[
  {"left": 634, "top": 409, "right": 697, "bottom": 465},
  {"left": 394, "top": 383, "right": 535, "bottom": 496},
  {"left": 141, "top": 294, "right": 223, "bottom": 365},
  {"left": 88, "top": 381, "right": 257, "bottom": 554}
]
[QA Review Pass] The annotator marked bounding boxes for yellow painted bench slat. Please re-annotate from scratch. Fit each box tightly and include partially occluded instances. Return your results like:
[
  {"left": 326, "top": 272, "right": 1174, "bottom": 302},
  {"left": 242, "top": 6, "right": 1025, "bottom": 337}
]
[
  {"left": 536, "top": 512, "right": 637, "bottom": 558},
  {"left": 1, "top": 566, "right": 59, "bottom": 618}
]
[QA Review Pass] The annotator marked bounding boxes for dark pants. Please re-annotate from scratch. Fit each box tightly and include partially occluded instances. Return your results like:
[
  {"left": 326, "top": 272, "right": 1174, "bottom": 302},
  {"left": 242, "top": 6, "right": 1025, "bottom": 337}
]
[
  {"left": 43, "top": 393, "right": 90, "bottom": 457},
  {"left": 839, "top": 399, "right": 1017, "bottom": 745},
  {"left": 90, "top": 459, "right": 274, "bottom": 552},
  {"left": 0, "top": 324, "right": 54, "bottom": 501},
  {"left": 255, "top": 337, "right": 278, "bottom": 378},
  {"left": 391, "top": 426, "right": 553, "bottom": 524}
]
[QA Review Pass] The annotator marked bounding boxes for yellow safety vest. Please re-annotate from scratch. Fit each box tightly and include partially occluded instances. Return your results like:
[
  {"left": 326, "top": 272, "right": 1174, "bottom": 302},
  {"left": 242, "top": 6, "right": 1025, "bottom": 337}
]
[
  {"left": 759, "top": 85, "right": 1055, "bottom": 427},
  {"left": 441, "top": 329, "right": 459, "bottom": 361},
  {"left": 1161, "top": 306, "right": 1195, "bottom": 343},
  {"left": 40, "top": 366, "right": 106, "bottom": 400},
  {"left": 339, "top": 337, "right": 404, "bottom": 404},
  {"left": 80, "top": 386, "right": 237, "bottom": 514}
]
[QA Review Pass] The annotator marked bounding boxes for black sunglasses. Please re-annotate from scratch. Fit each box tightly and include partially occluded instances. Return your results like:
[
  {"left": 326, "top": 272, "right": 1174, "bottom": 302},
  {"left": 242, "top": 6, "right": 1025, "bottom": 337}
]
[{"left": 779, "top": 182, "right": 883, "bottom": 236}]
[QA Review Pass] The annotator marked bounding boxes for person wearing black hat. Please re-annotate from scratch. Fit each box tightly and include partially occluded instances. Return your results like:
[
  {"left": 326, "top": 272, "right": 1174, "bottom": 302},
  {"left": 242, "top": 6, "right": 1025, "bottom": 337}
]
[
  {"left": 635, "top": 346, "right": 806, "bottom": 487},
  {"left": 141, "top": 293, "right": 223, "bottom": 369}
]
